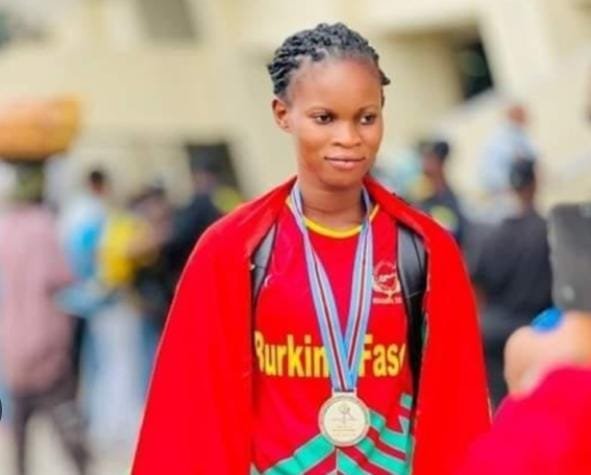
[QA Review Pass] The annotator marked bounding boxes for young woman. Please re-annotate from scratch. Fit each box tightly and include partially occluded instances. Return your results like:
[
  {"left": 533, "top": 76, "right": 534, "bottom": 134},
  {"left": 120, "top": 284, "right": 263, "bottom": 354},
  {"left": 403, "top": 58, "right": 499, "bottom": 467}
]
[{"left": 132, "top": 23, "right": 489, "bottom": 475}]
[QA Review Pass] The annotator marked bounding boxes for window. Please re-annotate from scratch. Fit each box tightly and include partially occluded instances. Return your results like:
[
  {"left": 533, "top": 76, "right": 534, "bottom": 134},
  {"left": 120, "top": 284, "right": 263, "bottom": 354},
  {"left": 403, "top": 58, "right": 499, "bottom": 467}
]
[
  {"left": 0, "top": 11, "right": 11, "bottom": 47},
  {"left": 454, "top": 39, "right": 494, "bottom": 100},
  {"left": 136, "top": 0, "right": 197, "bottom": 41},
  {"left": 0, "top": 7, "right": 47, "bottom": 48},
  {"left": 185, "top": 142, "right": 240, "bottom": 189}
]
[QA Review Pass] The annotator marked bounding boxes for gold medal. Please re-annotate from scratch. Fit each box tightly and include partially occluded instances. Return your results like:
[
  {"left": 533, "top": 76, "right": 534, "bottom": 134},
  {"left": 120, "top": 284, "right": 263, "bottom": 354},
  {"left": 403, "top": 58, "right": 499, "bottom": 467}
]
[{"left": 318, "top": 392, "right": 370, "bottom": 447}]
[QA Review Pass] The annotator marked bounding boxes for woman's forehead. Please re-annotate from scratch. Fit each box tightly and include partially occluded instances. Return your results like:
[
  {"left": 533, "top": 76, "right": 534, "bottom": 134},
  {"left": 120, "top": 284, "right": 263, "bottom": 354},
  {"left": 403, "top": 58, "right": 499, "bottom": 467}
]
[{"left": 287, "top": 57, "right": 383, "bottom": 108}]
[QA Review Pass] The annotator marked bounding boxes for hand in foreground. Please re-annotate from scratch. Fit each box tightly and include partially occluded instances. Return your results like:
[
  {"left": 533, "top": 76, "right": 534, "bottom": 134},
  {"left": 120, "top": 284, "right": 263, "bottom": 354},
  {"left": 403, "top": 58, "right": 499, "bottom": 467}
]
[{"left": 504, "top": 309, "right": 591, "bottom": 395}]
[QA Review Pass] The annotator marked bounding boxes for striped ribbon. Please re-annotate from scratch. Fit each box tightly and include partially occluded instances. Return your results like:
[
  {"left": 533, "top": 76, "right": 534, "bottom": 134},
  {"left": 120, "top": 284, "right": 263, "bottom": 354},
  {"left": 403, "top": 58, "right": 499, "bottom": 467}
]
[{"left": 290, "top": 183, "right": 374, "bottom": 392}]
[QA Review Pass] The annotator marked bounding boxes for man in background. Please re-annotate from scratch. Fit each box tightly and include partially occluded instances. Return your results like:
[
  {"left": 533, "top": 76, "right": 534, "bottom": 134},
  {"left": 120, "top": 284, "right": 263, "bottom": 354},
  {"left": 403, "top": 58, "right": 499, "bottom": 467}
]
[
  {"left": 415, "top": 139, "right": 467, "bottom": 246},
  {"left": 472, "top": 159, "right": 552, "bottom": 405},
  {"left": 479, "top": 103, "right": 537, "bottom": 195},
  {"left": 163, "top": 159, "right": 222, "bottom": 283},
  {"left": 58, "top": 168, "right": 110, "bottom": 392}
]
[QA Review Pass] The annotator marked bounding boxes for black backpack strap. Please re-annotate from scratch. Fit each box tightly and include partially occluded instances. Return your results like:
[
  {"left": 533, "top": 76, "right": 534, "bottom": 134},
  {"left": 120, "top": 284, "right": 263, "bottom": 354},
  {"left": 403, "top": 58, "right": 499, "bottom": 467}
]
[
  {"left": 398, "top": 225, "right": 428, "bottom": 399},
  {"left": 251, "top": 224, "right": 277, "bottom": 307}
]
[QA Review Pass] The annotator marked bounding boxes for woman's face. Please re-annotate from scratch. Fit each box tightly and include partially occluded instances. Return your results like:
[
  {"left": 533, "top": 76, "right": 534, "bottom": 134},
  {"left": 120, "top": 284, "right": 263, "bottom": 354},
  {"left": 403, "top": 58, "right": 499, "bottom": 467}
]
[{"left": 273, "top": 58, "right": 384, "bottom": 191}]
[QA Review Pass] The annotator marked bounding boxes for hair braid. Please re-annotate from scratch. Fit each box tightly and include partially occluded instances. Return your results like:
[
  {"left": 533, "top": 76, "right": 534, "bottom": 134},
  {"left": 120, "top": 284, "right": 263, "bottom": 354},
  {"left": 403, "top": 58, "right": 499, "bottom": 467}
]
[{"left": 267, "top": 22, "right": 390, "bottom": 98}]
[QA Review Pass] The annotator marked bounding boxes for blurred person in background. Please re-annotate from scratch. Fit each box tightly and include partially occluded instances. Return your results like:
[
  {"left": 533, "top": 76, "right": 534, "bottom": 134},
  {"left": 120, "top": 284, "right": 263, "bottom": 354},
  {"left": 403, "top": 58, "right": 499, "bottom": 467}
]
[
  {"left": 163, "top": 160, "right": 222, "bottom": 285},
  {"left": 478, "top": 103, "right": 537, "bottom": 199},
  {"left": 370, "top": 143, "right": 422, "bottom": 199},
  {"left": 472, "top": 159, "right": 552, "bottom": 406},
  {"left": 58, "top": 168, "right": 110, "bottom": 394},
  {"left": 413, "top": 139, "right": 468, "bottom": 247},
  {"left": 85, "top": 190, "right": 158, "bottom": 453},
  {"left": 59, "top": 169, "right": 109, "bottom": 293},
  {"left": 458, "top": 202, "right": 591, "bottom": 475},
  {"left": 127, "top": 184, "right": 174, "bottom": 393},
  {"left": 133, "top": 22, "right": 489, "bottom": 475},
  {"left": 85, "top": 166, "right": 222, "bottom": 450},
  {"left": 0, "top": 161, "right": 89, "bottom": 475}
]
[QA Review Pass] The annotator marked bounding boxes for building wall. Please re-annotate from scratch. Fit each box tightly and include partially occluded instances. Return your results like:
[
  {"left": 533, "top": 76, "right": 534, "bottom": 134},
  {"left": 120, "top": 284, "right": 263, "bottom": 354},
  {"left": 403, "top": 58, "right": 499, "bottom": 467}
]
[
  {"left": 374, "top": 33, "right": 463, "bottom": 147},
  {"left": 437, "top": 46, "right": 591, "bottom": 210},
  {"left": 0, "top": 0, "right": 588, "bottom": 205},
  {"left": 365, "top": 0, "right": 477, "bottom": 33},
  {"left": 538, "top": 0, "right": 591, "bottom": 59}
]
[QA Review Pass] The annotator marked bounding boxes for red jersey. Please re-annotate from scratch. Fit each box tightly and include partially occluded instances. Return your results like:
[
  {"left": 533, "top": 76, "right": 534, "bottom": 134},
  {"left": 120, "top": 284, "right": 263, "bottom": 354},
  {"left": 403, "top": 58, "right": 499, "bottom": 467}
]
[{"left": 252, "top": 204, "right": 414, "bottom": 474}]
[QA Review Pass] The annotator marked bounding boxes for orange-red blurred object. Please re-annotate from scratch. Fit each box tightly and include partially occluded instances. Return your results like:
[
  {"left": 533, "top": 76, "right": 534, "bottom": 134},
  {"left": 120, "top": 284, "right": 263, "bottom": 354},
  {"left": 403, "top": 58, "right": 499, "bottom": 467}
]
[{"left": 0, "top": 96, "right": 81, "bottom": 160}]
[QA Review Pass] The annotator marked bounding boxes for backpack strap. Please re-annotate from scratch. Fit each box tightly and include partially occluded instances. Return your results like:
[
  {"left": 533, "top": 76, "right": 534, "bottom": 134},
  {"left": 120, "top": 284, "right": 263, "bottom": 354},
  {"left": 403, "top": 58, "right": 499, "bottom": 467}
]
[
  {"left": 397, "top": 225, "right": 428, "bottom": 398},
  {"left": 251, "top": 224, "right": 277, "bottom": 307}
]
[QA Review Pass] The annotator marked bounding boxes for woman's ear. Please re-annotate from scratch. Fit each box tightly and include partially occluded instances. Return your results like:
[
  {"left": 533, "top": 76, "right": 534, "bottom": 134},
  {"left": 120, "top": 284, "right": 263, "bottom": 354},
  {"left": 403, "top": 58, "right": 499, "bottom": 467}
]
[{"left": 272, "top": 98, "right": 291, "bottom": 132}]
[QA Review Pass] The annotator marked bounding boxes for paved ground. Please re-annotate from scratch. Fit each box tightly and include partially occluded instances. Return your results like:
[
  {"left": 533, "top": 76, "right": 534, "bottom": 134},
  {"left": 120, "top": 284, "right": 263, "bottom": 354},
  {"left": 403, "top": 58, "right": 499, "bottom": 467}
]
[{"left": 0, "top": 418, "right": 131, "bottom": 475}]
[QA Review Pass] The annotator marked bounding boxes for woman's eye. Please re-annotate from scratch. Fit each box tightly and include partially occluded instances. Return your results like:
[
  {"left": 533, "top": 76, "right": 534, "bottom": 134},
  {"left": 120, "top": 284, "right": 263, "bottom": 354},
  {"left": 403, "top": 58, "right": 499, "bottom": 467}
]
[
  {"left": 360, "top": 114, "right": 377, "bottom": 125},
  {"left": 314, "top": 114, "right": 332, "bottom": 124}
]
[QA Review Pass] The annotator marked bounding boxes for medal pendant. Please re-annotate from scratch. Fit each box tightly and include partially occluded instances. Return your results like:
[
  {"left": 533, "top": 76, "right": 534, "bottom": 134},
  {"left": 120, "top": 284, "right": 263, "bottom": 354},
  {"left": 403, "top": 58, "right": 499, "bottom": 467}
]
[{"left": 318, "top": 392, "right": 370, "bottom": 447}]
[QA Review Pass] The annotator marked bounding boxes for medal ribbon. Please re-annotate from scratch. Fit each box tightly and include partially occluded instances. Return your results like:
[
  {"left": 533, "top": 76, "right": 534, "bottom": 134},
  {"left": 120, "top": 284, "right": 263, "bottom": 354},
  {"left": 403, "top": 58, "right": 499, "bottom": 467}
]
[{"left": 290, "top": 183, "right": 374, "bottom": 392}]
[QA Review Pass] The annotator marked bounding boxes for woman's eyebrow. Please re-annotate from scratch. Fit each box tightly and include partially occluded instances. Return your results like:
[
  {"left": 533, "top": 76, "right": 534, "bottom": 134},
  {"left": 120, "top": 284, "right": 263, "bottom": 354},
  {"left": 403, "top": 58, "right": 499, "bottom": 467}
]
[
  {"left": 304, "top": 104, "right": 379, "bottom": 113},
  {"left": 305, "top": 105, "right": 334, "bottom": 112},
  {"left": 357, "top": 103, "right": 380, "bottom": 111}
]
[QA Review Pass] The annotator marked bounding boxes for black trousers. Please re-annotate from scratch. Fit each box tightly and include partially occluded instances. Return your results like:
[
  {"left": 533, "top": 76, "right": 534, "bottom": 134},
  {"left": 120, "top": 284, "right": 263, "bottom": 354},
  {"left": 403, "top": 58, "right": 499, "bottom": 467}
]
[
  {"left": 10, "top": 376, "right": 89, "bottom": 475},
  {"left": 71, "top": 316, "right": 87, "bottom": 396}
]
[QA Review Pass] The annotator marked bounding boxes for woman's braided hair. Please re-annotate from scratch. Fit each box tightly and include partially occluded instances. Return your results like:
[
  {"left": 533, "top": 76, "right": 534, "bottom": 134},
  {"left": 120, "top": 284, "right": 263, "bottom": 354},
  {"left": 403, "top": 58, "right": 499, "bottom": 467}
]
[{"left": 267, "top": 22, "right": 391, "bottom": 99}]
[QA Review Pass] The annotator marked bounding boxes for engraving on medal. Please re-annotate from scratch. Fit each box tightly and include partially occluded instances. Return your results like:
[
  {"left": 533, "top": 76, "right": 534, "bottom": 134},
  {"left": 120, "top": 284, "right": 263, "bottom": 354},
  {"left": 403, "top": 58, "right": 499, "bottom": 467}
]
[{"left": 319, "top": 393, "right": 370, "bottom": 447}]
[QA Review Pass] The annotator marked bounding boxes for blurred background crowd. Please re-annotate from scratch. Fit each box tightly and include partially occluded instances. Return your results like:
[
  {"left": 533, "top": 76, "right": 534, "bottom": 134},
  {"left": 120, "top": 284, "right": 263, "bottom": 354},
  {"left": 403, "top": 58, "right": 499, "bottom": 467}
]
[{"left": 0, "top": 0, "right": 589, "bottom": 474}]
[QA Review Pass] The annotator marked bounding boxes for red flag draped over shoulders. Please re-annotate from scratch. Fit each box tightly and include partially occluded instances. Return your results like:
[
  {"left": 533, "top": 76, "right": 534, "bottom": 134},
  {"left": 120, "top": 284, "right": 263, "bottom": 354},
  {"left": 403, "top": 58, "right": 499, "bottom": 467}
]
[
  {"left": 132, "top": 177, "right": 490, "bottom": 475},
  {"left": 458, "top": 367, "right": 591, "bottom": 475}
]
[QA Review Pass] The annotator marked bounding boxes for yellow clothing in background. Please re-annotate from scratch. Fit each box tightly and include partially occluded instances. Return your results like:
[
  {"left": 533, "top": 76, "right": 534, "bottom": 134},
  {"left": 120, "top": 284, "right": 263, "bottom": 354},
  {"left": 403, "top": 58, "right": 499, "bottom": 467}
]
[{"left": 98, "top": 212, "right": 152, "bottom": 288}]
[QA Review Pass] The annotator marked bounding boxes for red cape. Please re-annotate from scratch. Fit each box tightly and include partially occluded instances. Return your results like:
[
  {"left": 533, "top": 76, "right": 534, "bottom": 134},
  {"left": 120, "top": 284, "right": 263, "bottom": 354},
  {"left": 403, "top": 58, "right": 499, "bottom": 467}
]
[
  {"left": 132, "top": 177, "right": 490, "bottom": 474},
  {"left": 458, "top": 367, "right": 591, "bottom": 475}
]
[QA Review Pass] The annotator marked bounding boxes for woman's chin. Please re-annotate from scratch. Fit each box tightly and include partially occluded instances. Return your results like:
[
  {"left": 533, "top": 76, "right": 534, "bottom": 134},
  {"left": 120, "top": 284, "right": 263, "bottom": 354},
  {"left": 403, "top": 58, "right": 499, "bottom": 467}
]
[{"left": 320, "top": 172, "right": 367, "bottom": 191}]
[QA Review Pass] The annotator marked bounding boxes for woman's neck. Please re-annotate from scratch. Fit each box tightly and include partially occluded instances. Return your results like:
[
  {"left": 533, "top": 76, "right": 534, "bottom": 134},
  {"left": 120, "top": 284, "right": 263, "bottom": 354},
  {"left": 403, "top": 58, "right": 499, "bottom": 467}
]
[{"left": 298, "top": 180, "right": 365, "bottom": 230}]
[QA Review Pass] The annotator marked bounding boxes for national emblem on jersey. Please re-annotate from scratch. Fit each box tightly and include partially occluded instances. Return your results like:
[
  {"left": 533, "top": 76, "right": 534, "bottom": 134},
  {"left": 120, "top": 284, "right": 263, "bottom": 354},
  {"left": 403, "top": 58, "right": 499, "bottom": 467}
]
[{"left": 372, "top": 260, "right": 402, "bottom": 305}]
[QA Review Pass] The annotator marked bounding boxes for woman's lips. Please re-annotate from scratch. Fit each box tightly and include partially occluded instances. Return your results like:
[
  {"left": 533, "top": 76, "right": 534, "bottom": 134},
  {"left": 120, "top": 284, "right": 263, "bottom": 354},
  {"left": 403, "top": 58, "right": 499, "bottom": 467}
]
[{"left": 325, "top": 156, "right": 366, "bottom": 171}]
